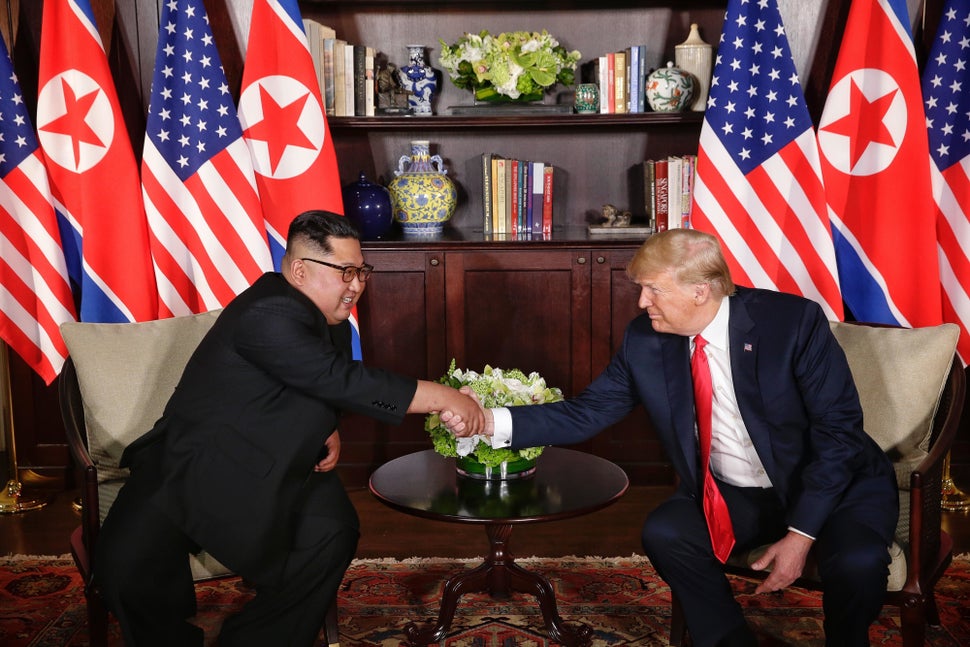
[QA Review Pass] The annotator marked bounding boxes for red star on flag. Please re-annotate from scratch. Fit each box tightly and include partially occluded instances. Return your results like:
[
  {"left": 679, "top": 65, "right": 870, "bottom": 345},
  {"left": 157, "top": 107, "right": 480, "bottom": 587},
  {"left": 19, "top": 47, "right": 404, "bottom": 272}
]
[
  {"left": 820, "top": 79, "right": 897, "bottom": 170},
  {"left": 242, "top": 83, "right": 315, "bottom": 175},
  {"left": 39, "top": 78, "right": 106, "bottom": 169}
]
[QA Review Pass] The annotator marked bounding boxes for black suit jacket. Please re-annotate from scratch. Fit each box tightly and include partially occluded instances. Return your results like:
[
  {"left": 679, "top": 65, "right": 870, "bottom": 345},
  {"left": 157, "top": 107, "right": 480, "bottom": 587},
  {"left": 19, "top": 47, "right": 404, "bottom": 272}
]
[
  {"left": 122, "top": 273, "right": 417, "bottom": 585},
  {"left": 509, "top": 287, "right": 897, "bottom": 541}
]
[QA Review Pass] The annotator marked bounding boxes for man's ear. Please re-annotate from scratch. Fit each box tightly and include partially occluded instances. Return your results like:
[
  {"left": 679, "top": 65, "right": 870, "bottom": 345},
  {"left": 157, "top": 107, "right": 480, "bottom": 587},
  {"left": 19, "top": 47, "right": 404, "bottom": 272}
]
[
  {"left": 694, "top": 282, "right": 712, "bottom": 304},
  {"left": 288, "top": 257, "right": 308, "bottom": 286}
]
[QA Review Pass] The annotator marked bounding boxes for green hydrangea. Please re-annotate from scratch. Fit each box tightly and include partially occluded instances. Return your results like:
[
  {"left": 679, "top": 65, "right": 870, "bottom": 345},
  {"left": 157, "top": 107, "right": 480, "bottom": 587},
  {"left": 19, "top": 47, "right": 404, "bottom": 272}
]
[
  {"left": 426, "top": 359, "right": 563, "bottom": 467},
  {"left": 439, "top": 30, "right": 581, "bottom": 101}
]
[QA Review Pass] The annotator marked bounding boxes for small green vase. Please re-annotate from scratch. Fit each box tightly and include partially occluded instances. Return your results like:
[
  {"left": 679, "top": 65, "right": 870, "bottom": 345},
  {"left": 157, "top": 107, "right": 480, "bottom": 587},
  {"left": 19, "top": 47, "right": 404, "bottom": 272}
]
[{"left": 456, "top": 455, "right": 537, "bottom": 480}]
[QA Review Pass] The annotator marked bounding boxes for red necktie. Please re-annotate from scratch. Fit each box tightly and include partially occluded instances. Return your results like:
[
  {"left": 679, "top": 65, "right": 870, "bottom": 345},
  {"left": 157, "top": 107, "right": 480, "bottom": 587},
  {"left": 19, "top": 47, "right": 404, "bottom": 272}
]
[{"left": 691, "top": 334, "right": 736, "bottom": 563}]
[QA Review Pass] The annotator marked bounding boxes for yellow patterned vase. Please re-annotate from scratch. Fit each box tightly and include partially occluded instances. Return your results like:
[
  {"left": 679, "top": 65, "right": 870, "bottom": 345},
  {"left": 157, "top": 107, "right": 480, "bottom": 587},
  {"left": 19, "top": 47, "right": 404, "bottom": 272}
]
[{"left": 388, "top": 140, "right": 457, "bottom": 236}]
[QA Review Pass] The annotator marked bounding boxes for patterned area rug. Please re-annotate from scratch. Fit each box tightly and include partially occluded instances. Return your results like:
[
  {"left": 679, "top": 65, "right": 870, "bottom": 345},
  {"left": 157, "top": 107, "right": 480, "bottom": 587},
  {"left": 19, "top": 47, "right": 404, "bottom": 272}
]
[{"left": 1, "top": 554, "right": 968, "bottom": 646}]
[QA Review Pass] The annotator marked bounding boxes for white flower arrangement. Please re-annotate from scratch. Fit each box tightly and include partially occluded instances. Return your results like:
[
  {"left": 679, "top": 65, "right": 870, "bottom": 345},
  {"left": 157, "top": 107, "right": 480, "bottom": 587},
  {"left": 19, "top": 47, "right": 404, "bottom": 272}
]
[
  {"left": 438, "top": 30, "right": 581, "bottom": 101},
  {"left": 426, "top": 360, "right": 564, "bottom": 467}
]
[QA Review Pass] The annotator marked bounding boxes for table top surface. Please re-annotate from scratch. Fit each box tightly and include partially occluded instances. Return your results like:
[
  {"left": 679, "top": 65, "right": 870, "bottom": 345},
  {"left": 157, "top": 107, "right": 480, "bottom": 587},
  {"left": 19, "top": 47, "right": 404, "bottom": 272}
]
[{"left": 368, "top": 448, "right": 629, "bottom": 524}]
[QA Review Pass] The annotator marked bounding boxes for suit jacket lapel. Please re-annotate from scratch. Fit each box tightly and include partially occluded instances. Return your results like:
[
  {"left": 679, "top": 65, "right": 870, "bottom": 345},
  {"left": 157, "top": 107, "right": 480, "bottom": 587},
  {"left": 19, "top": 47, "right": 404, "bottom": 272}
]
[{"left": 728, "top": 295, "right": 777, "bottom": 479}]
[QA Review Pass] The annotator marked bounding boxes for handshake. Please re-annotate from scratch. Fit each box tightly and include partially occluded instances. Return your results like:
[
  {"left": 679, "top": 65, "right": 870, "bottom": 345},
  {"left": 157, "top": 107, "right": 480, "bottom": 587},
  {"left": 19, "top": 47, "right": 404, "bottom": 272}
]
[{"left": 441, "top": 386, "right": 494, "bottom": 438}]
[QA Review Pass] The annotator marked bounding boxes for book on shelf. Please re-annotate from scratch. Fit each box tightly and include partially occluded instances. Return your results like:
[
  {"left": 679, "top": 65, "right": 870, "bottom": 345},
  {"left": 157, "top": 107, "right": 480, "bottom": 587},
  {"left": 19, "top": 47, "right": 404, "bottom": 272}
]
[
  {"left": 531, "top": 162, "right": 544, "bottom": 236},
  {"left": 654, "top": 158, "right": 669, "bottom": 232},
  {"left": 364, "top": 47, "right": 376, "bottom": 117},
  {"left": 614, "top": 50, "right": 627, "bottom": 114},
  {"left": 495, "top": 157, "right": 508, "bottom": 236},
  {"left": 642, "top": 160, "right": 656, "bottom": 230},
  {"left": 481, "top": 153, "right": 494, "bottom": 235},
  {"left": 542, "top": 166, "right": 554, "bottom": 236},
  {"left": 332, "top": 39, "right": 347, "bottom": 116},
  {"left": 322, "top": 38, "right": 336, "bottom": 115},
  {"left": 510, "top": 160, "right": 520, "bottom": 238},
  {"left": 606, "top": 53, "right": 616, "bottom": 114},
  {"left": 353, "top": 45, "right": 368, "bottom": 116},
  {"left": 343, "top": 43, "right": 355, "bottom": 116},
  {"left": 667, "top": 156, "right": 682, "bottom": 229}
]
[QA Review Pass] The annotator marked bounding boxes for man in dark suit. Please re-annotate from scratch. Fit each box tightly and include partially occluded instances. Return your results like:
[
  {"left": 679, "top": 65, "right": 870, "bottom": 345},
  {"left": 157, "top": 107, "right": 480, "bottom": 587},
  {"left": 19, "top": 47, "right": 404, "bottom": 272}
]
[
  {"left": 444, "top": 229, "right": 897, "bottom": 647},
  {"left": 94, "top": 210, "right": 484, "bottom": 647}
]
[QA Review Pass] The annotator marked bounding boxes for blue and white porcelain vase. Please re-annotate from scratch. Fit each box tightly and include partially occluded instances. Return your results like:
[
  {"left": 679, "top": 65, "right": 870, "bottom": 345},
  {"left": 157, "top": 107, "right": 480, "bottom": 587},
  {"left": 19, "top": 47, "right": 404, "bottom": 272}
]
[
  {"left": 388, "top": 141, "right": 456, "bottom": 236},
  {"left": 342, "top": 172, "right": 393, "bottom": 240},
  {"left": 398, "top": 45, "right": 438, "bottom": 116}
]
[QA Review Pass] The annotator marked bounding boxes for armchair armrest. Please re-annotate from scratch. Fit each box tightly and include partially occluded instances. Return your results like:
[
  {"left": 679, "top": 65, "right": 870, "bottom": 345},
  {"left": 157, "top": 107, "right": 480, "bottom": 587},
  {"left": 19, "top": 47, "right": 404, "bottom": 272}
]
[
  {"left": 904, "top": 355, "right": 964, "bottom": 592},
  {"left": 59, "top": 357, "right": 101, "bottom": 563}
]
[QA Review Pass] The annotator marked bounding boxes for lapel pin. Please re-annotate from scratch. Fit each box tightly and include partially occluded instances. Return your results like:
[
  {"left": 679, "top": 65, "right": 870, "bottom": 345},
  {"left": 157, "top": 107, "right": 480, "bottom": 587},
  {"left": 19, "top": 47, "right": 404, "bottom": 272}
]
[{"left": 744, "top": 343, "right": 753, "bottom": 352}]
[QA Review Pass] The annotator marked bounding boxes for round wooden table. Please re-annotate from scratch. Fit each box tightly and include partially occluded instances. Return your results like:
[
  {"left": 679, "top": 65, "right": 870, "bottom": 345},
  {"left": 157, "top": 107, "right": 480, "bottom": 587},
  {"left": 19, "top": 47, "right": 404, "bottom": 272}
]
[{"left": 368, "top": 447, "right": 629, "bottom": 647}]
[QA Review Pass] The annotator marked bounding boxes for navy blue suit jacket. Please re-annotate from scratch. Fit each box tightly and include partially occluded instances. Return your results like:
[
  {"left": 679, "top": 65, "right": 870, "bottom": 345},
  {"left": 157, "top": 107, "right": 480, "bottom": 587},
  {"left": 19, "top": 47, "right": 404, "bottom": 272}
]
[{"left": 509, "top": 287, "right": 896, "bottom": 541}]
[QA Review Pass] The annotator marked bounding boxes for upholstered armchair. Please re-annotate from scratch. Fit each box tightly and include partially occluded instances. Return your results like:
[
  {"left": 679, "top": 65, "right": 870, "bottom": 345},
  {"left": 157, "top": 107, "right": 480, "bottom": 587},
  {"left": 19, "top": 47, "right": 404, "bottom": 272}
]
[
  {"left": 669, "top": 321, "right": 965, "bottom": 647},
  {"left": 59, "top": 311, "right": 339, "bottom": 647}
]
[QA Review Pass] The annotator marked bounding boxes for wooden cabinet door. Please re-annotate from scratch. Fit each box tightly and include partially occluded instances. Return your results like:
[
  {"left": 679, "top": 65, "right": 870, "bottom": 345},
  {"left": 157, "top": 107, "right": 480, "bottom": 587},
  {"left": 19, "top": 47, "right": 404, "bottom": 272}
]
[
  {"left": 340, "top": 249, "right": 446, "bottom": 483},
  {"left": 443, "top": 248, "right": 591, "bottom": 402}
]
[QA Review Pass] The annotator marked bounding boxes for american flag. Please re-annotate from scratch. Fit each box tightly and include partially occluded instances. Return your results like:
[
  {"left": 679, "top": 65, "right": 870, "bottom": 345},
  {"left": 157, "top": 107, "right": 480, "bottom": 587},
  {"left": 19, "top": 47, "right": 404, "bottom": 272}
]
[
  {"left": 691, "top": 0, "right": 843, "bottom": 320},
  {"left": 923, "top": 0, "right": 970, "bottom": 363},
  {"left": 238, "top": 0, "right": 360, "bottom": 358},
  {"left": 36, "top": 0, "right": 158, "bottom": 323},
  {"left": 818, "top": 0, "right": 942, "bottom": 328},
  {"left": 142, "top": 0, "right": 273, "bottom": 317},
  {"left": 0, "top": 38, "right": 76, "bottom": 384}
]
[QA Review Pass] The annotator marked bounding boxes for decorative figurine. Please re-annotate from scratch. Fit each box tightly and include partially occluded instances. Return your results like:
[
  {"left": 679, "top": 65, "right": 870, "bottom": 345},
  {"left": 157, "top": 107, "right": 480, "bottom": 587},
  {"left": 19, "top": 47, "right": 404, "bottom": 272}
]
[
  {"left": 376, "top": 57, "right": 411, "bottom": 115},
  {"left": 601, "top": 203, "right": 632, "bottom": 227}
]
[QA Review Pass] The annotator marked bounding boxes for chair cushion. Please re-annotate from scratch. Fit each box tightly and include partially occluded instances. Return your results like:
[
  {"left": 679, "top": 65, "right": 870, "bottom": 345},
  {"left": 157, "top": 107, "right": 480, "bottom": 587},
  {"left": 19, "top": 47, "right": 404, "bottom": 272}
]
[
  {"left": 60, "top": 310, "right": 222, "bottom": 521},
  {"left": 828, "top": 322, "right": 958, "bottom": 492}
]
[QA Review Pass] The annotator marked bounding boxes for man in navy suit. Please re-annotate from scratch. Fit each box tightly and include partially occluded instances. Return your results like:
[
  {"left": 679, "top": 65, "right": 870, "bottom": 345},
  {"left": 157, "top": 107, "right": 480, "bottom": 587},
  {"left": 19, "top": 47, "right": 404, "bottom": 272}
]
[
  {"left": 444, "top": 229, "right": 897, "bottom": 647},
  {"left": 95, "top": 211, "right": 484, "bottom": 647}
]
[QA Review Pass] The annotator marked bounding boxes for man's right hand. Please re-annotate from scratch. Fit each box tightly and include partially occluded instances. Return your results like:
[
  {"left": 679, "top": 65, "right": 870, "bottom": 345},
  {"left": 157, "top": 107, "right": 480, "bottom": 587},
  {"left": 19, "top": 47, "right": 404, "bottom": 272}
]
[{"left": 440, "top": 386, "right": 493, "bottom": 438}]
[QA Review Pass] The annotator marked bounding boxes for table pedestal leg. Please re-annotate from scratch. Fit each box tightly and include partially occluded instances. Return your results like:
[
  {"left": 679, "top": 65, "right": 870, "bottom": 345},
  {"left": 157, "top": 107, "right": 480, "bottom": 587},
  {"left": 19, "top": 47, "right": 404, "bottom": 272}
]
[{"left": 404, "top": 522, "right": 593, "bottom": 647}]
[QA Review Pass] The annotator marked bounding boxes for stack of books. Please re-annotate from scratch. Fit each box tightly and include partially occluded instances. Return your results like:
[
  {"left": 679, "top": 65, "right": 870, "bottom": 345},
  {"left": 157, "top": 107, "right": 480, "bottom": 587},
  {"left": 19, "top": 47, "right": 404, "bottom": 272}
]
[
  {"left": 481, "top": 153, "right": 554, "bottom": 238},
  {"left": 304, "top": 19, "right": 376, "bottom": 117},
  {"left": 582, "top": 46, "right": 648, "bottom": 114},
  {"left": 642, "top": 155, "right": 697, "bottom": 231}
]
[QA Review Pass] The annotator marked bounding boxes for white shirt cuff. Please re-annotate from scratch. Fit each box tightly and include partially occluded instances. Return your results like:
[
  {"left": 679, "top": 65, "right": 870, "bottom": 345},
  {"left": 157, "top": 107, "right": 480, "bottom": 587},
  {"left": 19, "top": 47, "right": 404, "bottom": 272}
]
[
  {"left": 490, "top": 407, "right": 513, "bottom": 448},
  {"left": 788, "top": 526, "right": 816, "bottom": 541}
]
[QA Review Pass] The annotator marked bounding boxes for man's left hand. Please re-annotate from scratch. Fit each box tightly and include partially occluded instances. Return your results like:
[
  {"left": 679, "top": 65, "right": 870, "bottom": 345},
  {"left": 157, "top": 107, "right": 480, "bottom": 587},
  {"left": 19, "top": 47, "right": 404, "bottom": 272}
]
[
  {"left": 750, "top": 530, "right": 813, "bottom": 593},
  {"left": 314, "top": 430, "right": 341, "bottom": 472}
]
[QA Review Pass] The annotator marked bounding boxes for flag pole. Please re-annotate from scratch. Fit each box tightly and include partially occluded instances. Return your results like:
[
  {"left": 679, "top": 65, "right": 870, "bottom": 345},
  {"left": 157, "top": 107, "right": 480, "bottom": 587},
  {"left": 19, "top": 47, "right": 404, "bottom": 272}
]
[
  {"left": 0, "top": 343, "right": 50, "bottom": 513},
  {"left": 942, "top": 453, "right": 970, "bottom": 512}
]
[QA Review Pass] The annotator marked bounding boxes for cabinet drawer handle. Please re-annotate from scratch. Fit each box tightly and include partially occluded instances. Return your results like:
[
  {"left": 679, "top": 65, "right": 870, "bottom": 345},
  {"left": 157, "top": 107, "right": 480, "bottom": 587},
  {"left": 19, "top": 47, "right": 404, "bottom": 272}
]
[
  {"left": 597, "top": 256, "right": 606, "bottom": 264},
  {"left": 430, "top": 258, "right": 440, "bottom": 267},
  {"left": 577, "top": 256, "right": 586, "bottom": 264}
]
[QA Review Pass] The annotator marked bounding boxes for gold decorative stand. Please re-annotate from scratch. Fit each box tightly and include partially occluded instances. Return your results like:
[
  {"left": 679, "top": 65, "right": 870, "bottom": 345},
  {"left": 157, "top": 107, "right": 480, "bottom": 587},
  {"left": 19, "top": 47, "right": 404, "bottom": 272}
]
[
  {"left": 941, "top": 453, "right": 970, "bottom": 512},
  {"left": 0, "top": 344, "right": 50, "bottom": 514}
]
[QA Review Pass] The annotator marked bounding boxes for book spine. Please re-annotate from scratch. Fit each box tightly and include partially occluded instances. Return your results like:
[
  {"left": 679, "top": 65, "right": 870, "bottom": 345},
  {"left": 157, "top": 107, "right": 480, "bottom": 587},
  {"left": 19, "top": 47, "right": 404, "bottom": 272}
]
[
  {"left": 517, "top": 160, "right": 526, "bottom": 236},
  {"left": 598, "top": 55, "right": 609, "bottom": 114},
  {"left": 654, "top": 159, "right": 669, "bottom": 232},
  {"left": 495, "top": 158, "right": 507, "bottom": 235},
  {"left": 482, "top": 153, "right": 493, "bottom": 235},
  {"left": 531, "top": 162, "right": 544, "bottom": 236},
  {"left": 322, "top": 39, "right": 336, "bottom": 116},
  {"left": 667, "top": 156, "right": 682, "bottom": 229},
  {"left": 354, "top": 45, "right": 367, "bottom": 116},
  {"left": 525, "top": 162, "right": 534, "bottom": 236},
  {"left": 629, "top": 46, "right": 640, "bottom": 114},
  {"left": 636, "top": 45, "right": 647, "bottom": 113},
  {"left": 644, "top": 160, "right": 656, "bottom": 230},
  {"left": 333, "top": 40, "right": 346, "bottom": 116},
  {"left": 491, "top": 156, "right": 501, "bottom": 235},
  {"left": 364, "top": 47, "right": 375, "bottom": 117},
  {"left": 504, "top": 158, "right": 513, "bottom": 237},
  {"left": 614, "top": 51, "right": 626, "bottom": 114},
  {"left": 542, "top": 165, "right": 554, "bottom": 236},
  {"left": 344, "top": 45, "right": 356, "bottom": 116},
  {"left": 606, "top": 52, "right": 616, "bottom": 114},
  {"left": 510, "top": 160, "right": 520, "bottom": 238},
  {"left": 683, "top": 154, "right": 696, "bottom": 229}
]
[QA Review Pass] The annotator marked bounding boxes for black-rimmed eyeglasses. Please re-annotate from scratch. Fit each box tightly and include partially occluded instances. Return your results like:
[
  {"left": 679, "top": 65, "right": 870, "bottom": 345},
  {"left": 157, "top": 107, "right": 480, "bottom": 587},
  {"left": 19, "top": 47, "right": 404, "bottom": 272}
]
[{"left": 301, "top": 258, "right": 374, "bottom": 282}]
